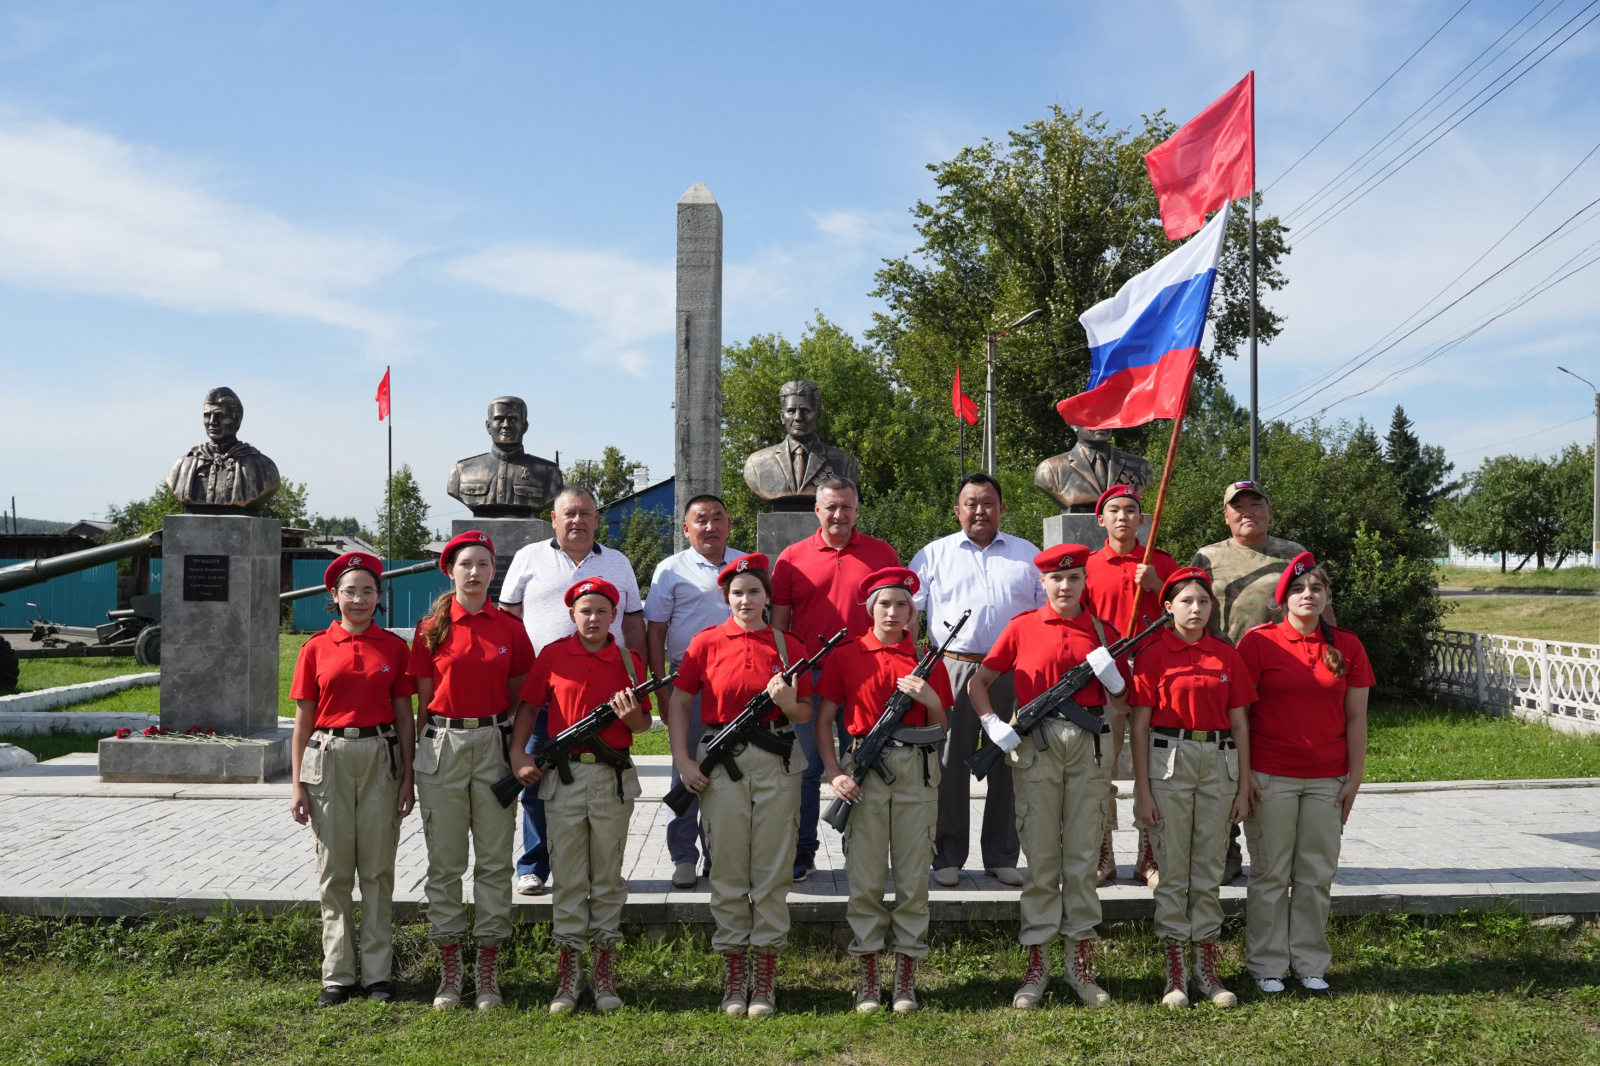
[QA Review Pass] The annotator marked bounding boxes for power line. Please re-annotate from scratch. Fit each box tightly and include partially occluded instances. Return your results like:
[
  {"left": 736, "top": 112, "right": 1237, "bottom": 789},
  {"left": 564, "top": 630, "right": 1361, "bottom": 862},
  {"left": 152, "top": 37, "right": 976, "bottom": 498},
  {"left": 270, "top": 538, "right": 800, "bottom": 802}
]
[
  {"left": 1264, "top": 0, "right": 1476, "bottom": 192},
  {"left": 1449, "top": 413, "right": 1590, "bottom": 458}
]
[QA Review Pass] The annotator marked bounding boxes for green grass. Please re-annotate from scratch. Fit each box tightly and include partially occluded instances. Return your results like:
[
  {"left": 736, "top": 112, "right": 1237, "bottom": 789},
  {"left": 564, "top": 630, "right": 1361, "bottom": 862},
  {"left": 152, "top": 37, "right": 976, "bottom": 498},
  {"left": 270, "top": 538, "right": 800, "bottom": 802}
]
[
  {"left": 1438, "top": 564, "right": 1599, "bottom": 591},
  {"left": 58, "top": 684, "right": 160, "bottom": 715},
  {"left": 13, "top": 655, "right": 155, "bottom": 693},
  {"left": 1, "top": 910, "right": 1597, "bottom": 1064},
  {"left": 1367, "top": 702, "right": 1600, "bottom": 782},
  {"left": 1441, "top": 597, "right": 1600, "bottom": 643},
  {"left": 0, "top": 730, "right": 104, "bottom": 761}
]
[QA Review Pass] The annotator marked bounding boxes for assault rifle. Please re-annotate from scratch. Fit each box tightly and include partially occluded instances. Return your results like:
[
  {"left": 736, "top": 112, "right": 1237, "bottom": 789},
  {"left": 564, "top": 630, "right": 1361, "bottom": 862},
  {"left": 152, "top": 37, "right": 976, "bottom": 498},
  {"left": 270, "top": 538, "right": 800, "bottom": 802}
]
[
  {"left": 821, "top": 609, "right": 971, "bottom": 832},
  {"left": 490, "top": 671, "right": 677, "bottom": 808},
  {"left": 967, "top": 611, "right": 1172, "bottom": 781},
  {"left": 662, "top": 628, "right": 848, "bottom": 817}
]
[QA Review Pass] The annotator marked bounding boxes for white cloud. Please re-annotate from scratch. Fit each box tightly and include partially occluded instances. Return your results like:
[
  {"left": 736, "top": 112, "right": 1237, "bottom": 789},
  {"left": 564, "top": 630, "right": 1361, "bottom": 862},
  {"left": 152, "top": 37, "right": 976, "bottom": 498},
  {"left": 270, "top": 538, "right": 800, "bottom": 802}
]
[{"left": 0, "top": 114, "right": 411, "bottom": 344}]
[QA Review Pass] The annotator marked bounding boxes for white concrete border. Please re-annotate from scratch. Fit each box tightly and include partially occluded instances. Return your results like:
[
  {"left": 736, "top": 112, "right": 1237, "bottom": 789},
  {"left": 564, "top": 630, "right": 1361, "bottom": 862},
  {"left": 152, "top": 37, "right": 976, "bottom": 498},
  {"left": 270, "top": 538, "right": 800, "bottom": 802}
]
[{"left": 0, "top": 673, "right": 158, "bottom": 713}]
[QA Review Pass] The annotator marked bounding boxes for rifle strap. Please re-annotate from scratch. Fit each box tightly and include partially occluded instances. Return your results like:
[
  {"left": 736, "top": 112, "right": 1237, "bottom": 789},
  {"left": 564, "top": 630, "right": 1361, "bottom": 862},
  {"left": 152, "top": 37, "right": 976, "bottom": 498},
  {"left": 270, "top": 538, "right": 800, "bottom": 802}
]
[
  {"left": 772, "top": 628, "right": 790, "bottom": 670},
  {"left": 745, "top": 725, "right": 795, "bottom": 768},
  {"left": 619, "top": 643, "right": 638, "bottom": 684},
  {"left": 1087, "top": 616, "right": 1110, "bottom": 766},
  {"left": 588, "top": 734, "right": 633, "bottom": 801}
]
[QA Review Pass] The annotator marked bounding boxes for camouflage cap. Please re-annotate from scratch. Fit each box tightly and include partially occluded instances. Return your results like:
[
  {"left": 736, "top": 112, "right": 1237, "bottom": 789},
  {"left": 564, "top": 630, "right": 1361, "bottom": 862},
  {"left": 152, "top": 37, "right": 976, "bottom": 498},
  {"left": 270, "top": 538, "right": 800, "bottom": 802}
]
[{"left": 1222, "top": 480, "right": 1269, "bottom": 507}]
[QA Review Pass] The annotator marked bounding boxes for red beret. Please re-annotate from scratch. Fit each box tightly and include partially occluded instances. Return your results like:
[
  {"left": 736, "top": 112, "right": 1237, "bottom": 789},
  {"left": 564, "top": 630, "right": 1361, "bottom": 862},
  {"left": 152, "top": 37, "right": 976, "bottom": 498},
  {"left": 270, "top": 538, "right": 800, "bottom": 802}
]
[
  {"left": 439, "top": 530, "right": 495, "bottom": 573},
  {"left": 717, "top": 553, "right": 770, "bottom": 585},
  {"left": 1034, "top": 543, "right": 1090, "bottom": 572},
  {"left": 1274, "top": 551, "right": 1318, "bottom": 605},
  {"left": 1095, "top": 484, "right": 1140, "bottom": 515},
  {"left": 1159, "top": 566, "right": 1213, "bottom": 603},
  {"left": 565, "top": 577, "right": 620, "bottom": 608},
  {"left": 324, "top": 552, "right": 382, "bottom": 591},
  {"left": 858, "top": 566, "right": 919, "bottom": 603}
]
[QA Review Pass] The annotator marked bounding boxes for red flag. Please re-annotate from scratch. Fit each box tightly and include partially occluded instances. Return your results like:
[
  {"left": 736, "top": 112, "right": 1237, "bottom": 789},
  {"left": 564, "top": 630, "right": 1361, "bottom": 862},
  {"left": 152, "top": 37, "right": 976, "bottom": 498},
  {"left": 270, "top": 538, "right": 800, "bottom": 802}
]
[
  {"left": 1144, "top": 72, "right": 1254, "bottom": 240},
  {"left": 951, "top": 365, "right": 978, "bottom": 426},
  {"left": 376, "top": 367, "right": 391, "bottom": 421}
]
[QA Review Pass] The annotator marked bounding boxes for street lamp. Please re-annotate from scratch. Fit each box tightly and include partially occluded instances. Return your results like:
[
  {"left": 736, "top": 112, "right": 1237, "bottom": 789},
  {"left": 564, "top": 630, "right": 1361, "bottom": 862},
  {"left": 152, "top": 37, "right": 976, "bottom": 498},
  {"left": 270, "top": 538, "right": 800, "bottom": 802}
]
[
  {"left": 1557, "top": 365, "right": 1599, "bottom": 644},
  {"left": 984, "top": 309, "right": 1047, "bottom": 476}
]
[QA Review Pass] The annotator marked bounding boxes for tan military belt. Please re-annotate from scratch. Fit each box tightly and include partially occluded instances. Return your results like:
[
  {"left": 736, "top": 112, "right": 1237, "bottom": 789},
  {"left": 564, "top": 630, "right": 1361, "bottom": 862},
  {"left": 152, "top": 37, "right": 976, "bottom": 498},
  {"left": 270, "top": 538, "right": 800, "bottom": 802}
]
[{"left": 943, "top": 651, "right": 987, "bottom": 664}]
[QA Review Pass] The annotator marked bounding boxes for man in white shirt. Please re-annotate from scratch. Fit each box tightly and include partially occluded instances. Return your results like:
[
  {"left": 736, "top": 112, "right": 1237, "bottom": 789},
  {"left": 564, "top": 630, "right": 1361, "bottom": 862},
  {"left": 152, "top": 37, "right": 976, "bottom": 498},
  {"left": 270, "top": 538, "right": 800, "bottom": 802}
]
[
  {"left": 909, "top": 473, "right": 1045, "bottom": 888},
  {"left": 499, "top": 486, "right": 647, "bottom": 895},
  {"left": 643, "top": 494, "right": 743, "bottom": 890}
]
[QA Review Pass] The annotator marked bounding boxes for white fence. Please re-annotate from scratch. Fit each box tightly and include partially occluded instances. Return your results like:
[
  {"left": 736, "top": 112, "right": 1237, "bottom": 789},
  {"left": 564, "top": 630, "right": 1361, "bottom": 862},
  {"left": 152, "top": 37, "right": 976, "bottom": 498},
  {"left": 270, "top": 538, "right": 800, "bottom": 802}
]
[{"left": 1427, "top": 630, "right": 1600, "bottom": 734}]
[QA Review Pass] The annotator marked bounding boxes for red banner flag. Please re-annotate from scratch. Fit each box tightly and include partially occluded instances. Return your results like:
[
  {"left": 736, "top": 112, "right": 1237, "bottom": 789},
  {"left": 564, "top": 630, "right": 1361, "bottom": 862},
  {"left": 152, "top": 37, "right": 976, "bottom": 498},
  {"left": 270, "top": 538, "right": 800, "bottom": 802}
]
[
  {"left": 952, "top": 365, "right": 978, "bottom": 426},
  {"left": 376, "top": 367, "right": 391, "bottom": 421},
  {"left": 1144, "top": 72, "right": 1254, "bottom": 240}
]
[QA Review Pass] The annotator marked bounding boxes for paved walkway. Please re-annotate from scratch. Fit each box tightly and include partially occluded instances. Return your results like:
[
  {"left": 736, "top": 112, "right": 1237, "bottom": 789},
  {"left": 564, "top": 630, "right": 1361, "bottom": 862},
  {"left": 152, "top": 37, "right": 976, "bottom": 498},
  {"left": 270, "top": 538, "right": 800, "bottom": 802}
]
[{"left": 2, "top": 755, "right": 1598, "bottom": 921}]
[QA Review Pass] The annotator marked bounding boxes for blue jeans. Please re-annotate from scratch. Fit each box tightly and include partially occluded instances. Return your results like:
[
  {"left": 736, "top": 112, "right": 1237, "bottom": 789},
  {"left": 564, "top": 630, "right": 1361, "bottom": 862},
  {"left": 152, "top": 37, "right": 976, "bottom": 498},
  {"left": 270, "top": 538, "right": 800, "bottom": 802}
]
[
  {"left": 666, "top": 693, "right": 708, "bottom": 867},
  {"left": 516, "top": 706, "right": 549, "bottom": 881}
]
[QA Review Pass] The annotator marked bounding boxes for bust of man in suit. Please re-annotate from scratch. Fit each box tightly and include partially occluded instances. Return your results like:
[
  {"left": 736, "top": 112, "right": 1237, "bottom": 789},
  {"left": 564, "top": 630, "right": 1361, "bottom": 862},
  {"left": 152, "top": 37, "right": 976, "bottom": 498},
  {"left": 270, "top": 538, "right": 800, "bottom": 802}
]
[
  {"left": 742, "top": 380, "right": 861, "bottom": 510},
  {"left": 1035, "top": 426, "right": 1155, "bottom": 512}
]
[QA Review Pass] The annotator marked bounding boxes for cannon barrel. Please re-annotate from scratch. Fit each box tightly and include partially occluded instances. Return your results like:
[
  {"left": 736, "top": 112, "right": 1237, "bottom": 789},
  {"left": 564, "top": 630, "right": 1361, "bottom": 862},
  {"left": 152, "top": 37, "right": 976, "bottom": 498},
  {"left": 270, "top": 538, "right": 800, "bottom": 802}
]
[
  {"left": 279, "top": 559, "right": 439, "bottom": 603},
  {"left": 0, "top": 531, "right": 162, "bottom": 595}
]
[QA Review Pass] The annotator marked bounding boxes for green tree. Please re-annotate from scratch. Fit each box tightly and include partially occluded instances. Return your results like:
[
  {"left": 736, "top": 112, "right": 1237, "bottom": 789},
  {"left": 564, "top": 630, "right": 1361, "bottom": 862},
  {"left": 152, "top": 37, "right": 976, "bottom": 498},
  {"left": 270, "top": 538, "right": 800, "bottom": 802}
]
[
  {"left": 373, "top": 464, "right": 432, "bottom": 559},
  {"left": 105, "top": 483, "right": 182, "bottom": 540},
  {"left": 1549, "top": 443, "right": 1594, "bottom": 567},
  {"left": 260, "top": 481, "right": 310, "bottom": 529},
  {"left": 1438, "top": 455, "right": 1555, "bottom": 571},
  {"left": 566, "top": 446, "right": 640, "bottom": 507},
  {"left": 605, "top": 506, "right": 673, "bottom": 595},
  {"left": 308, "top": 514, "right": 374, "bottom": 541},
  {"left": 1384, "top": 405, "right": 1456, "bottom": 525},
  {"left": 868, "top": 106, "right": 1289, "bottom": 469}
]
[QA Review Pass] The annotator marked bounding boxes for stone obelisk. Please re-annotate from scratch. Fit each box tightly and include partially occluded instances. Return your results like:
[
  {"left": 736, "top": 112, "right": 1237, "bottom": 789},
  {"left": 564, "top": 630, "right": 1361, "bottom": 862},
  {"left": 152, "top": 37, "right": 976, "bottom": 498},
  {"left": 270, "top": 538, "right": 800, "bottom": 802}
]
[{"left": 674, "top": 183, "right": 723, "bottom": 551}]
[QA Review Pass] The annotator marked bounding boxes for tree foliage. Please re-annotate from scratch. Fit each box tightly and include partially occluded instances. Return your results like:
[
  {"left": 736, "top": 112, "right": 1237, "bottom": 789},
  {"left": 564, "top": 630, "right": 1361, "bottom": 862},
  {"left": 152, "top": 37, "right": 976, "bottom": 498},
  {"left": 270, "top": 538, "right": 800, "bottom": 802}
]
[
  {"left": 373, "top": 464, "right": 433, "bottom": 559},
  {"left": 105, "top": 484, "right": 183, "bottom": 540},
  {"left": 1384, "top": 406, "right": 1457, "bottom": 525},
  {"left": 1440, "top": 447, "right": 1593, "bottom": 570},
  {"left": 868, "top": 106, "right": 1289, "bottom": 469},
  {"left": 566, "top": 446, "right": 642, "bottom": 507}
]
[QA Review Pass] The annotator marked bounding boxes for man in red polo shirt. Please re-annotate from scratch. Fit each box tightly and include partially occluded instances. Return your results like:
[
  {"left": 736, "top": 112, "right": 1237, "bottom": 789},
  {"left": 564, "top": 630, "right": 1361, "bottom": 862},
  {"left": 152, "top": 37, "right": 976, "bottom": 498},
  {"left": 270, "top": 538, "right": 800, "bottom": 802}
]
[
  {"left": 771, "top": 476, "right": 900, "bottom": 881},
  {"left": 1082, "top": 483, "right": 1177, "bottom": 886}
]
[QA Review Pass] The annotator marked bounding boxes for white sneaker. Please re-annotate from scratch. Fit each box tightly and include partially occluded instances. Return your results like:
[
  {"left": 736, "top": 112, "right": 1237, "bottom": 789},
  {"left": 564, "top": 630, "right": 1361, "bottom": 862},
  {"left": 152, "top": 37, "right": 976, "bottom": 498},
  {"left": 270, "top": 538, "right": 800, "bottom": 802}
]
[
  {"left": 1299, "top": 976, "right": 1331, "bottom": 996},
  {"left": 1255, "top": 977, "right": 1285, "bottom": 994},
  {"left": 932, "top": 867, "right": 961, "bottom": 887},
  {"left": 516, "top": 873, "right": 545, "bottom": 895}
]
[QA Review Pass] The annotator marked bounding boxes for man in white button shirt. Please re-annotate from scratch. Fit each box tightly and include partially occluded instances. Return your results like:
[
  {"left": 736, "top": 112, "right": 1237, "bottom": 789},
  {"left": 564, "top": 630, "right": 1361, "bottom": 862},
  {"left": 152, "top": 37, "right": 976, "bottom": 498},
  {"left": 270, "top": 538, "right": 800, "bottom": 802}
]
[
  {"left": 643, "top": 494, "right": 743, "bottom": 890},
  {"left": 909, "top": 473, "right": 1044, "bottom": 888},
  {"left": 498, "top": 486, "right": 647, "bottom": 895}
]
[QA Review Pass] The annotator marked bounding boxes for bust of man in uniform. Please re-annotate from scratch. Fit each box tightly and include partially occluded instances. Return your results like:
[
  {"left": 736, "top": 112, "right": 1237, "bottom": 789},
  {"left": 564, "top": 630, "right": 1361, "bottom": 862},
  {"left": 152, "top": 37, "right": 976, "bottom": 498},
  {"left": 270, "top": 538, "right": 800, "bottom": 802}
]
[
  {"left": 741, "top": 380, "right": 861, "bottom": 510},
  {"left": 165, "top": 387, "right": 282, "bottom": 514},
  {"left": 447, "top": 396, "right": 563, "bottom": 517},
  {"left": 1034, "top": 425, "right": 1155, "bottom": 513}
]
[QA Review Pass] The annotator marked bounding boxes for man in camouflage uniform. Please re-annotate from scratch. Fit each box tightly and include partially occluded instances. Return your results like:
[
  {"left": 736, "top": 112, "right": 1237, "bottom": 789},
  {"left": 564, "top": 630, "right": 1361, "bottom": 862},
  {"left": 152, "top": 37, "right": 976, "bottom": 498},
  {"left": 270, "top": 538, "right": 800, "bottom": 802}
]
[{"left": 1191, "top": 480, "right": 1332, "bottom": 882}]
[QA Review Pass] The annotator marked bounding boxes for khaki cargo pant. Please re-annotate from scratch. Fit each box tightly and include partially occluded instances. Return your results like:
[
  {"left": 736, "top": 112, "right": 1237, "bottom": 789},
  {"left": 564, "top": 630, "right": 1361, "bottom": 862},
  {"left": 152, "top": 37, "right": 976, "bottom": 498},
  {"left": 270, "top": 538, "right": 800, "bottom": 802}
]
[
  {"left": 697, "top": 732, "right": 803, "bottom": 954},
  {"left": 842, "top": 743, "right": 939, "bottom": 959},
  {"left": 1011, "top": 715, "right": 1109, "bottom": 945},
  {"left": 1139, "top": 735, "right": 1238, "bottom": 942},
  {"left": 1243, "top": 772, "right": 1344, "bottom": 979},
  {"left": 414, "top": 722, "right": 516, "bottom": 942},
  {"left": 540, "top": 759, "right": 639, "bottom": 951},
  {"left": 304, "top": 732, "right": 400, "bottom": 988}
]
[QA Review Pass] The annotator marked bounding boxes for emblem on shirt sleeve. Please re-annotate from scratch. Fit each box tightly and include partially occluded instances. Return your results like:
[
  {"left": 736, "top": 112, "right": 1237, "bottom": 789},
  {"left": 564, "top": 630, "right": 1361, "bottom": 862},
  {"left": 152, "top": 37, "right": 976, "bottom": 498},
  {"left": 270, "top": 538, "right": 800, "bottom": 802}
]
[
  {"left": 380, "top": 664, "right": 392, "bottom": 674},
  {"left": 1220, "top": 673, "right": 1229, "bottom": 683},
  {"left": 499, "top": 645, "right": 508, "bottom": 655}
]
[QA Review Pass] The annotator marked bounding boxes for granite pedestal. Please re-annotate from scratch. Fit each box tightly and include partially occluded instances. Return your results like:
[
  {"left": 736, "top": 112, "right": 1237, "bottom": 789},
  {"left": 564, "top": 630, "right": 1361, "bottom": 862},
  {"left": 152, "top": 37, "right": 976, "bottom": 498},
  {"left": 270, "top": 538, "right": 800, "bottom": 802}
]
[
  {"left": 452, "top": 517, "right": 553, "bottom": 602},
  {"left": 1042, "top": 513, "right": 1151, "bottom": 552},
  {"left": 756, "top": 512, "right": 819, "bottom": 557},
  {"left": 99, "top": 514, "right": 285, "bottom": 783}
]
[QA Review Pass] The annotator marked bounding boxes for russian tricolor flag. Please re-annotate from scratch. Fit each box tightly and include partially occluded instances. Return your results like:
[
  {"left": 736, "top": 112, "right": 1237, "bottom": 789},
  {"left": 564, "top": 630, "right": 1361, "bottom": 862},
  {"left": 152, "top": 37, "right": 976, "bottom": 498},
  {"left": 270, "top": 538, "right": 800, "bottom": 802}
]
[{"left": 1055, "top": 203, "right": 1229, "bottom": 431}]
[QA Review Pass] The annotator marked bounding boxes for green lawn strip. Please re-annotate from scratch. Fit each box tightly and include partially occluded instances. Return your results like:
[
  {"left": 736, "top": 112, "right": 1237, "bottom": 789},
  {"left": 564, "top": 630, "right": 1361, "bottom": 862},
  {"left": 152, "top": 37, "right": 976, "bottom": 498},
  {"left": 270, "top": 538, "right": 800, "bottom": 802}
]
[
  {"left": 13, "top": 655, "right": 156, "bottom": 693},
  {"left": 1, "top": 912, "right": 1596, "bottom": 1064},
  {"left": 1437, "top": 565, "right": 1599, "bottom": 592},
  {"left": 1367, "top": 702, "right": 1600, "bottom": 782},
  {"left": 54, "top": 685, "right": 159, "bottom": 715},
  {"left": 1441, "top": 597, "right": 1600, "bottom": 644}
]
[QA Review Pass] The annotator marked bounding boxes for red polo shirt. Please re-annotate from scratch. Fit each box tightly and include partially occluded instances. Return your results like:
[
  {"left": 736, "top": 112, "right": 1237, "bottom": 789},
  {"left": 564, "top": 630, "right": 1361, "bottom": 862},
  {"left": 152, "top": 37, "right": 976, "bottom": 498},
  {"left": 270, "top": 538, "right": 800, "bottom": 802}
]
[
  {"left": 675, "top": 619, "right": 814, "bottom": 725},
  {"left": 1131, "top": 629, "right": 1256, "bottom": 731},
  {"left": 291, "top": 622, "right": 416, "bottom": 729},
  {"left": 983, "top": 605, "right": 1130, "bottom": 707},
  {"left": 1237, "top": 621, "right": 1375, "bottom": 779},
  {"left": 518, "top": 633, "right": 647, "bottom": 751},
  {"left": 771, "top": 528, "right": 900, "bottom": 642},
  {"left": 407, "top": 599, "right": 536, "bottom": 718},
  {"left": 818, "top": 631, "right": 956, "bottom": 736},
  {"left": 1083, "top": 541, "right": 1178, "bottom": 636}
]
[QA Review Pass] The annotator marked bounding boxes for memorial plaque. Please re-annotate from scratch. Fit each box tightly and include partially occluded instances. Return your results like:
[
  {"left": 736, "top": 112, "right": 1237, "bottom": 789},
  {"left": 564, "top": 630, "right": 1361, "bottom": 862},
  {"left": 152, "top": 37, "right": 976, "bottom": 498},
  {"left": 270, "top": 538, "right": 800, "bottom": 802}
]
[{"left": 182, "top": 554, "right": 230, "bottom": 602}]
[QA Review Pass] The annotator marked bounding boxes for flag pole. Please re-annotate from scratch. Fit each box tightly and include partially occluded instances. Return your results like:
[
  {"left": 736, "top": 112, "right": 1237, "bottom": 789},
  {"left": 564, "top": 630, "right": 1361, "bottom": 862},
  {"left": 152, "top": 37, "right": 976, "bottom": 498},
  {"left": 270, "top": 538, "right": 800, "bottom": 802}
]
[
  {"left": 1247, "top": 71, "right": 1259, "bottom": 485},
  {"left": 1124, "top": 371, "right": 1196, "bottom": 639},
  {"left": 385, "top": 368, "right": 394, "bottom": 625}
]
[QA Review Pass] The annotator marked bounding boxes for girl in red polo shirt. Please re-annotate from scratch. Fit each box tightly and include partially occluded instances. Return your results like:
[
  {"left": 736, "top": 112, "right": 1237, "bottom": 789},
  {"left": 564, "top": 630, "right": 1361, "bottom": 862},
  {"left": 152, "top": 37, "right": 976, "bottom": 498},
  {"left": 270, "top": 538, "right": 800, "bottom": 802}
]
[
  {"left": 406, "top": 531, "right": 535, "bottom": 1012},
  {"left": 1130, "top": 567, "right": 1256, "bottom": 1010},
  {"left": 289, "top": 553, "right": 417, "bottom": 1007},
  {"left": 1236, "top": 553, "right": 1373, "bottom": 998},
  {"left": 510, "top": 577, "right": 649, "bottom": 1014},
  {"left": 816, "top": 567, "right": 953, "bottom": 1015},
  {"left": 666, "top": 552, "right": 813, "bottom": 1019}
]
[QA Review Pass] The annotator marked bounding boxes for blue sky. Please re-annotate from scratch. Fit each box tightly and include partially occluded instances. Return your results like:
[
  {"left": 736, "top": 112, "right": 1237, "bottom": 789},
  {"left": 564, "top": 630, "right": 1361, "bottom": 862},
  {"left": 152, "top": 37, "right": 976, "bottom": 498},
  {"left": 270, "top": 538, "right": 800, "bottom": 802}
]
[{"left": 3, "top": 0, "right": 1597, "bottom": 527}]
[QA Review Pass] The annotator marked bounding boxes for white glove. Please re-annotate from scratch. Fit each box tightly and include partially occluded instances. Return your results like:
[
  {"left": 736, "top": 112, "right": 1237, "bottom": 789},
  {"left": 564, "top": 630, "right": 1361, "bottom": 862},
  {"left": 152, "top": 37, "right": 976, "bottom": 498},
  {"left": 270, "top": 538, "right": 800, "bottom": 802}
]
[
  {"left": 1087, "top": 646, "right": 1126, "bottom": 695},
  {"left": 981, "top": 714, "right": 1021, "bottom": 753}
]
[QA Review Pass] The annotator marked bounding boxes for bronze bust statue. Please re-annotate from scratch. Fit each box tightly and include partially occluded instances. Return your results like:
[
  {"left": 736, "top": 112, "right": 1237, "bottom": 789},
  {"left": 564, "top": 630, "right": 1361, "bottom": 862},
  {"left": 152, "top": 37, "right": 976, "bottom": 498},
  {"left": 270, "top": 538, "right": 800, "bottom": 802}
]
[
  {"left": 447, "top": 396, "right": 563, "bottom": 517},
  {"left": 165, "top": 387, "right": 282, "bottom": 515},
  {"left": 1035, "top": 426, "right": 1155, "bottom": 512},
  {"left": 742, "top": 380, "right": 861, "bottom": 510}
]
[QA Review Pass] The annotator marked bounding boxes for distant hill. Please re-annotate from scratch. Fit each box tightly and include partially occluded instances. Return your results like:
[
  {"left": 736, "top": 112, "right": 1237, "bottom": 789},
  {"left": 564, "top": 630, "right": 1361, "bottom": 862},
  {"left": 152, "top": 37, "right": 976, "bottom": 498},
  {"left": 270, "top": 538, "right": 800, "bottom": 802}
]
[{"left": 6, "top": 517, "right": 70, "bottom": 534}]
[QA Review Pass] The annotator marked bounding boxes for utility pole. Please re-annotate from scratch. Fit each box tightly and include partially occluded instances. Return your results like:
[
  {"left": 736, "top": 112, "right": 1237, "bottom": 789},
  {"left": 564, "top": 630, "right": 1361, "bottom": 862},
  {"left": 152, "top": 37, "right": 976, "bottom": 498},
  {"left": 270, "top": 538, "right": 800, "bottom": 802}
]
[
  {"left": 1558, "top": 366, "right": 1599, "bottom": 643},
  {"left": 983, "top": 309, "right": 1048, "bottom": 477}
]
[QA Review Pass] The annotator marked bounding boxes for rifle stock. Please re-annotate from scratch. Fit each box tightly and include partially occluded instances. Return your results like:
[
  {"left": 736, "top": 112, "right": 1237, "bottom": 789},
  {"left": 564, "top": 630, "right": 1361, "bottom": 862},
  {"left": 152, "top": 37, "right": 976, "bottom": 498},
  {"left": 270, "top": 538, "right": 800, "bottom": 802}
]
[{"left": 967, "top": 611, "right": 1173, "bottom": 781}]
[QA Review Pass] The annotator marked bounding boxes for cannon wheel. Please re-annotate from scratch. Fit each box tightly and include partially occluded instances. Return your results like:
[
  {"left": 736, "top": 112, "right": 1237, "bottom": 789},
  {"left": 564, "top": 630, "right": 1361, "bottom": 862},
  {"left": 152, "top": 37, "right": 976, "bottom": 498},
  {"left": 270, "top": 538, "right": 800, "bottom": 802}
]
[
  {"left": 134, "top": 624, "right": 161, "bottom": 667},
  {"left": 0, "top": 638, "right": 17, "bottom": 696}
]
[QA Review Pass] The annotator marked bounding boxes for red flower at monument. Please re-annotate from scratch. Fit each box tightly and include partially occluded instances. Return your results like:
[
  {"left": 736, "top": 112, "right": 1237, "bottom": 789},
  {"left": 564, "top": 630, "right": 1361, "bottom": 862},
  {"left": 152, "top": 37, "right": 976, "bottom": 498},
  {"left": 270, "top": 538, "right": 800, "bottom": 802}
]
[
  {"left": 141, "top": 726, "right": 170, "bottom": 736},
  {"left": 114, "top": 728, "right": 131, "bottom": 739}
]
